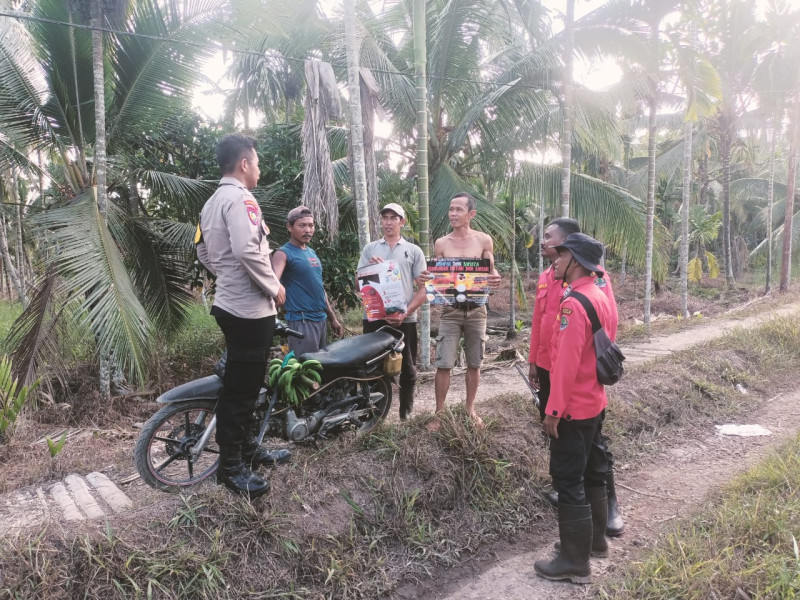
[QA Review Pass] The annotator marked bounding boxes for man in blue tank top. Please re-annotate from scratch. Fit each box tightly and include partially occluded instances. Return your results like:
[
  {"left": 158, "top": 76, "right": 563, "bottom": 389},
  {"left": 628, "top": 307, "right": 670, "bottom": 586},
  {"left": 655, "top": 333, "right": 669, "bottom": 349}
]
[{"left": 272, "top": 206, "right": 343, "bottom": 355}]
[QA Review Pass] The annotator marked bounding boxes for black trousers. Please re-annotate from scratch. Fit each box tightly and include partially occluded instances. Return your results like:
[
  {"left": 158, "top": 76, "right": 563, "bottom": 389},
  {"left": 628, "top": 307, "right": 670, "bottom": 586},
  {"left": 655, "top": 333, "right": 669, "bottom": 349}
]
[
  {"left": 213, "top": 309, "right": 275, "bottom": 447},
  {"left": 536, "top": 365, "right": 551, "bottom": 422},
  {"left": 538, "top": 366, "right": 615, "bottom": 472},
  {"left": 549, "top": 410, "right": 609, "bottom": 505},
  {"left": 363, "top": 320, "right": 418, "bottom": 414}
]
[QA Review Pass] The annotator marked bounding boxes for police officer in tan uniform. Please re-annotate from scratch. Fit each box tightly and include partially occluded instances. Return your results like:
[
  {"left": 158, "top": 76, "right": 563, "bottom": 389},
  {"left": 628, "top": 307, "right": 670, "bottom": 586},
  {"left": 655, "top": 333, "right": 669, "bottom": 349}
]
[{"left": 196, "top": 133, "right": 290, "bottom": 498}]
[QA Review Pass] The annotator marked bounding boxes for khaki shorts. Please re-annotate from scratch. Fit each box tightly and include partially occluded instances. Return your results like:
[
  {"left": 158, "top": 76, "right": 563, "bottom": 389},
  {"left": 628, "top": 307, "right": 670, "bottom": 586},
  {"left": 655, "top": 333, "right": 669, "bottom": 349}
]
[{"left": 435, "top": 305, "right": 487, "bottom": 369}]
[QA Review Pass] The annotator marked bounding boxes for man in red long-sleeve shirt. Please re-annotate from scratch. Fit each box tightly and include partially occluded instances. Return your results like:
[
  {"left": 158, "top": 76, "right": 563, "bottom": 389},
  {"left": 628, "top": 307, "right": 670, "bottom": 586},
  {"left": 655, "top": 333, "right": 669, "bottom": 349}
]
[
  {"left": 528, "top": 219, "right": 624, "bottom": 538},
  {"left": 534, "top": 233, "right": 614, "bottom": 584}
]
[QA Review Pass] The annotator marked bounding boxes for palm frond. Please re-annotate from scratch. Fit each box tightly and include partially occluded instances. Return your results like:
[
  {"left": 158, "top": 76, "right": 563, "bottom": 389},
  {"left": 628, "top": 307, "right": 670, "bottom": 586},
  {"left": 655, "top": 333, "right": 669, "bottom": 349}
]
[
  {"left": 138, "top": 170, "right": 217, "bottom": 220},
  {"left": 509, "top": 164, "right": 671, "bottom": 281},
  {"left": 108, "top": 0, "right": 229, "bottom": 146},
  {"left": 7, "top": 269, "right": 68, "bottom": 389},
  {"left": 32, "top": 189, "right": 153, "bottom": 384},
  {"left": 108, "top": 214, "right": 194, "bottom": 335}
]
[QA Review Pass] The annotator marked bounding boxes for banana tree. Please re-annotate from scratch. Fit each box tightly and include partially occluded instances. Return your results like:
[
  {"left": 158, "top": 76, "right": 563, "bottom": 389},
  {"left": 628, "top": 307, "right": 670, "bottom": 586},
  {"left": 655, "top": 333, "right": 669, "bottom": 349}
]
[{"left": 685, "top": 204, "right": 721, "bottom": 283}]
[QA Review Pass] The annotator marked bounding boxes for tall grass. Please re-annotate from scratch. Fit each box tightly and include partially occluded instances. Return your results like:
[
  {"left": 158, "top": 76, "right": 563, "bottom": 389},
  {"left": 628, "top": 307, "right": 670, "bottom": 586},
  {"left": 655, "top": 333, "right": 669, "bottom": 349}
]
[{"left": 600, "top": 434, "right": 800, "bottom": 599}]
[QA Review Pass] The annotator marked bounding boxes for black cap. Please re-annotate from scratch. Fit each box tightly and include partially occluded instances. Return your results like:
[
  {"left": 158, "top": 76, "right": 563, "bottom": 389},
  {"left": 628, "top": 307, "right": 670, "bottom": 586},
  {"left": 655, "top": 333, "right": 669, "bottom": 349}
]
[{"left": 554, "top": 233, "right": 605, "bottom": 277}]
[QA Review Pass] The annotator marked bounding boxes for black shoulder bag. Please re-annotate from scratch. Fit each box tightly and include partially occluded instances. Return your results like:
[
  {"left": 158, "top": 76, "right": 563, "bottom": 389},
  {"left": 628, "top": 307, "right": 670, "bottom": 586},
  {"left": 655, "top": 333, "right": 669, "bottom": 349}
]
[{"left": 567, "top": 291, "right": 625, "bottom": 385}]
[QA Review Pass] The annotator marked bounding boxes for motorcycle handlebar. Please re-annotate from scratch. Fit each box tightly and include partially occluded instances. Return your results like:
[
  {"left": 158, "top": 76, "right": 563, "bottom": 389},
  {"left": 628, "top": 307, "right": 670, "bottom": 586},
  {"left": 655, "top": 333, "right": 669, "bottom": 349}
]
[{"left": 275, "top": 322, "right": 305, "bottom": 339}]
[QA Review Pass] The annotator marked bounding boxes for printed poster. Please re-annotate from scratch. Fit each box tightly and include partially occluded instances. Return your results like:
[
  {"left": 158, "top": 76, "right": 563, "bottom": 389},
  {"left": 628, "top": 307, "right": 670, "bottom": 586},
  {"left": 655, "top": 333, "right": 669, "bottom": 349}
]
[
  {"left": 425, "top": 258, "right": 491, "bottom": 306},
  {"left": 357, "top": 261, "right": 408, "bottom": 321}
]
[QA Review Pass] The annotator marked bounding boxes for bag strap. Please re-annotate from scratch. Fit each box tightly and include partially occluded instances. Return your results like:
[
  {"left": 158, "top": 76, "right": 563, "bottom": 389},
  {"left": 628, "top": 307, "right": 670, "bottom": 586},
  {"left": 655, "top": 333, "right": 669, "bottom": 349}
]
[{"left": 565, "top": 290, "right": 602, "bottom": 334}]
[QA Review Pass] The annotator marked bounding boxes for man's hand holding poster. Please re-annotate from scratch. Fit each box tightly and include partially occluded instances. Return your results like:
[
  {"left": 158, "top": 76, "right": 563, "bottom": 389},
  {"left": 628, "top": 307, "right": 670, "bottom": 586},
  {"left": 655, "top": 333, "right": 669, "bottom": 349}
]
[
  {"left": 357, "top": 261, "right": 408, "bottom": 321},
  {"left": 425, "top": 258, "right": 491, "bottom": 306}
]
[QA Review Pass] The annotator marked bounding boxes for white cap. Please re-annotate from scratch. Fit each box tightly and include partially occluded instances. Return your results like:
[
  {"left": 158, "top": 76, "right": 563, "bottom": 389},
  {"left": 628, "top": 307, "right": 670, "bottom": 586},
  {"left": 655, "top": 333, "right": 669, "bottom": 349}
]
[{"left": 380, "top": 203, "right": 406, "bottom": 219}]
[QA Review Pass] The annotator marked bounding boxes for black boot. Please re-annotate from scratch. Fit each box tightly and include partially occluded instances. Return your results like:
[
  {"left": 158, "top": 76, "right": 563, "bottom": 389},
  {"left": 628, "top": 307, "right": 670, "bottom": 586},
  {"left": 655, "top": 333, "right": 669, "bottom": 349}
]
[
  {"left": 242, "top": 441, "right": 291, "bottom": 468},
  {"left": 586, "top": 486, "right": 609, "bottom": 557},
  {"left": 216, "top": 445, "right": 271, "bottom": 498},
  {"left": 534, "top": 503, "right": 592, "bottom": 584},
  {"left": 399, "top": 385, "right": 415, "bottom": 421},
  {"left": 554, "top": 487, "right": 608, "bottom": 557},
  {"left": 544, "top": 490, "right": 559, "bottom": 507},
  {"left": 606, "top": 471, "right": 625, "bottom": 536}
]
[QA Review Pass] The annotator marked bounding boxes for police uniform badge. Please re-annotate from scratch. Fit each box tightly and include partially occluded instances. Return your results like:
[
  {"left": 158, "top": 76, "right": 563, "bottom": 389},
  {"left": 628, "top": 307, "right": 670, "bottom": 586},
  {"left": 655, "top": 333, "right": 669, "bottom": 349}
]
[{"left": 560, "top": 315, "right": 569, "bottom": 330}]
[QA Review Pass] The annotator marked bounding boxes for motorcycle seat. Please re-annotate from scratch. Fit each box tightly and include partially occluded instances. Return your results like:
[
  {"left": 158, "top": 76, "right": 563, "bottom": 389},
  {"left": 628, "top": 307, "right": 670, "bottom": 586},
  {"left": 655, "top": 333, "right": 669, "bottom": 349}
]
[{"left": 300, "top": 331, "right": 398, "bottom": 373}]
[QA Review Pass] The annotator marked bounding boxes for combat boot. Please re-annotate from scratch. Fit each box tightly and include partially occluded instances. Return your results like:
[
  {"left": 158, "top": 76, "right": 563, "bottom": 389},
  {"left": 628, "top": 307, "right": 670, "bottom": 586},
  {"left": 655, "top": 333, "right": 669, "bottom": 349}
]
[
  {"left": 606, "top": 471, "right": 625, "bottom": 536},
  {"left": 216, "top": 445, "right": 271, "bottom": 498},
  {"left": 586, "top": 486, "right": 609, "bottom": 557},
  {"left": 242, "top": 440, "right": 291, "bottom": 468},
  {"left": 534, "top": 503, "right": 592, "bottom": 584}
]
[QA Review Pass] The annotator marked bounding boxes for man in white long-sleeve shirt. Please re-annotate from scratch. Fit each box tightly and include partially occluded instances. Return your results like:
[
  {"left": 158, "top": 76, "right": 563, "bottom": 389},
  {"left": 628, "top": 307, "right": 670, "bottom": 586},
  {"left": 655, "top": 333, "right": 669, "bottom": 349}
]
[{"left": 196, "top": 133, "right": 290, "bottom": 498}]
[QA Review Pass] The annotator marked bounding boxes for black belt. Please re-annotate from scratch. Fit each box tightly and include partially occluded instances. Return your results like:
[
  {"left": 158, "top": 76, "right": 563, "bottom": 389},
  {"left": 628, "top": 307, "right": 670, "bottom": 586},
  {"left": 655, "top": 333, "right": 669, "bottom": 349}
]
[{"left": 453, "top": 302, "right": 482, "bottom": 310}]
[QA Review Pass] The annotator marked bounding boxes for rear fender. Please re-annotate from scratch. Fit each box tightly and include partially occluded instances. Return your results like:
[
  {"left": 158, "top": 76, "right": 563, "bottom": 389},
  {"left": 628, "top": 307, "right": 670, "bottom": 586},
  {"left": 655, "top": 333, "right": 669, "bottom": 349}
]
[{"left": 157, "top": 375, "right": 223, "bottom": 404}]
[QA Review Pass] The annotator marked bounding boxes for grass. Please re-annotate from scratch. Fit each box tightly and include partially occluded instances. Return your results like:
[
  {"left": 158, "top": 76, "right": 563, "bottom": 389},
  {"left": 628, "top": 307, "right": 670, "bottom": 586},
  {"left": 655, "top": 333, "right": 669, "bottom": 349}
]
[
  {"left": 0, "top": 300, "right": 22, "bottom": 351},
  {"left": 599, "top": 433, "right": 800, "bottom": 599},
  {"left": 2, "top": 312, "right": 800, "bottom": 597},
  {"left": 148, "top": 303, "right": 223, "bottom": 393}
]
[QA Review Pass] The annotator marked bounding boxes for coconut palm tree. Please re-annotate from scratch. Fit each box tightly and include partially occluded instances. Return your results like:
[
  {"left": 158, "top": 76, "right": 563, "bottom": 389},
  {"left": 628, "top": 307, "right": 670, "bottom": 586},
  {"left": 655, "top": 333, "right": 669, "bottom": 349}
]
[
  {"left": 0, "top": 0, "right": 234, "bottom": 388},
  {"left": 351, "top": 0, "right": 662, "bottom": 272},
  {"left": 700, "top": 0, "right": 763, "bottom": 287}
]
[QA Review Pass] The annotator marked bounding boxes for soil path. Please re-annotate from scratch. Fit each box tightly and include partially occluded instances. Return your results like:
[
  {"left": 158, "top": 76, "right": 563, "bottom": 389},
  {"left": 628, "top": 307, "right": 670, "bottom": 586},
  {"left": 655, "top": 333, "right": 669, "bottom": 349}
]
[
  {"left": 391, "top": 301, "right": 800, "bottom": 599},
  {"left": 408, "top": 300, "right": 800, "bottom": 419}
]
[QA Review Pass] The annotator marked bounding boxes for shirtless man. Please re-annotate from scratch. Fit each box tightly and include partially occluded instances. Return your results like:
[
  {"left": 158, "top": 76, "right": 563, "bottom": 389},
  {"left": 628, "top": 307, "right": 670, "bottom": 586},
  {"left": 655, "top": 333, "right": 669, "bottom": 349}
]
[{"left": 429, "top": 193, "right": 502, "bottom": 432}]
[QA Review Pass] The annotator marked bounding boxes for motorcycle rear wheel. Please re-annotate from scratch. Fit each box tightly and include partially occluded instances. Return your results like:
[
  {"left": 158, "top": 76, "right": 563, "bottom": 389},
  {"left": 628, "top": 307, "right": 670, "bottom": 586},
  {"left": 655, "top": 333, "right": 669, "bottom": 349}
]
[
  {"left": 135, "top": 399, "right": 218, "bottom": 492},
  {"left": 353, "top": 376, "right": 392, "bottom": 432}
]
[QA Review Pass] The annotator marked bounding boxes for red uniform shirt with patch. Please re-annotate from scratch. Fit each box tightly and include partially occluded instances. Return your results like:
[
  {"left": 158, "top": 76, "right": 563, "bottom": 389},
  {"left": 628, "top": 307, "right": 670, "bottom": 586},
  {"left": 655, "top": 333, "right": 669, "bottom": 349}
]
[
  {"left": 529, "top": 267, "right": 618, "bottom": 370},
  {"left": 546, "top": 275, "right": 615, "bottom": 421}
]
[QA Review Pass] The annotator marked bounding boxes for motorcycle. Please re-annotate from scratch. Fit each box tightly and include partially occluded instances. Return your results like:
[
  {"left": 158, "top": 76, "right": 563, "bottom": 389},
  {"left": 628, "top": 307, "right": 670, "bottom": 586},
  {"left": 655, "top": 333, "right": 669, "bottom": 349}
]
[{"left": 134, "top": 322, "right": 404, "bottom": 492}]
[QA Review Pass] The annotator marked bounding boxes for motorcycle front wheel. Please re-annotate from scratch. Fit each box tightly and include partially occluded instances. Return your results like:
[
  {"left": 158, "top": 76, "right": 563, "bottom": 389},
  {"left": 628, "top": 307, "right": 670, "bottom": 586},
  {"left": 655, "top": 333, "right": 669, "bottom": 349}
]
[{"left": 135, "top": 399, "right": 218, "bottom": 492}]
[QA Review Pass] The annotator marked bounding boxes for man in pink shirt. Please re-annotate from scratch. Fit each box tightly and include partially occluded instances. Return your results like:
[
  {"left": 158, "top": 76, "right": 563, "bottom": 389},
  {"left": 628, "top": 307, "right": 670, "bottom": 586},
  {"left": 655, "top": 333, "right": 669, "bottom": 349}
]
[
  {"left": 528, "top": 219, "right": 624, "bottom": 537},
  {"left": 534, "top": 233, "right": 614, "bottom": 584}
]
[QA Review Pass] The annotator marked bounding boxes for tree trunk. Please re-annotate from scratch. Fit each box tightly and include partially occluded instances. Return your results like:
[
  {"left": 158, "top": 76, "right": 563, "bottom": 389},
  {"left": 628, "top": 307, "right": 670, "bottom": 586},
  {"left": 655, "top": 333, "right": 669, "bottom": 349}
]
[
  {"left": 721, "top": 133, "right": 734, "bottom": 287},
  {"left": 559, "top": 0, "right": 574, "bottom": 218},
  {"left": 413, "top": 0, "right": 431, "bottom": 367},
  {"left": 780, "top": 96, "right": 799, "bottom": 292},
  {"left": 91, "top": 0, "right": 108, "bottom": 220},
  {"left": 343, "top": 0, "right": 370, "bottom": 250},
  {"left": 538, "top": 197, "right": 544, "bottom": 275},
  {"left": 766, "top": 122, "right": 776, "bottom": 294},
  {"left": 128, "top": 172, "right": 140, "bottom": 216},
  {"left": 679, "top": 119, "right": 693, "bottom": 318},
  {"left": 0, "top": 214, "right": 27, "bottom": 307},
  {"left": 509, "top": 194, "right": 516, "bottom": 335},
  {"left": 643, "top": 19, "right": 659, "bottom": 334},
  {"left": 91, "top": 0, "right": 111, "bottom": 401}
]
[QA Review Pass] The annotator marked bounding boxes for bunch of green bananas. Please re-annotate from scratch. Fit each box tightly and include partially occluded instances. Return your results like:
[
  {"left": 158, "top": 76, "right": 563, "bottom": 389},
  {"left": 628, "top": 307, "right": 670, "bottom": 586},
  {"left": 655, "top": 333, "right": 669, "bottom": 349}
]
[{"left": 267, "top": 356, "right": 323, "bottom": 406}]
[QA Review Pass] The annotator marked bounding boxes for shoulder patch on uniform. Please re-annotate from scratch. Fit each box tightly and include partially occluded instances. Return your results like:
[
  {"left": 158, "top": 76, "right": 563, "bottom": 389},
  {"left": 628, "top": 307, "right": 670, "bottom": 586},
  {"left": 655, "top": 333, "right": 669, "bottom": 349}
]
[
  {"left": 561, "top": 307, "right": 572, "bottom": 315},
  {"left": 537, "top": 282, "right": 548, "bottom": 289},
  {"left": 559, "top": 315, "right": 569, "bottom": 330},
  {"left": 243, "top": 198, "right": 260, "bottom": 226},
  {"left": 261, "top": 220, "right": 270, "bottom": 236},
  {"left": 194, "top": 223, "right": 202, "bottom": 244},
  {"left": 595, "top": 277, "right": 607, "bottom": 288}
]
